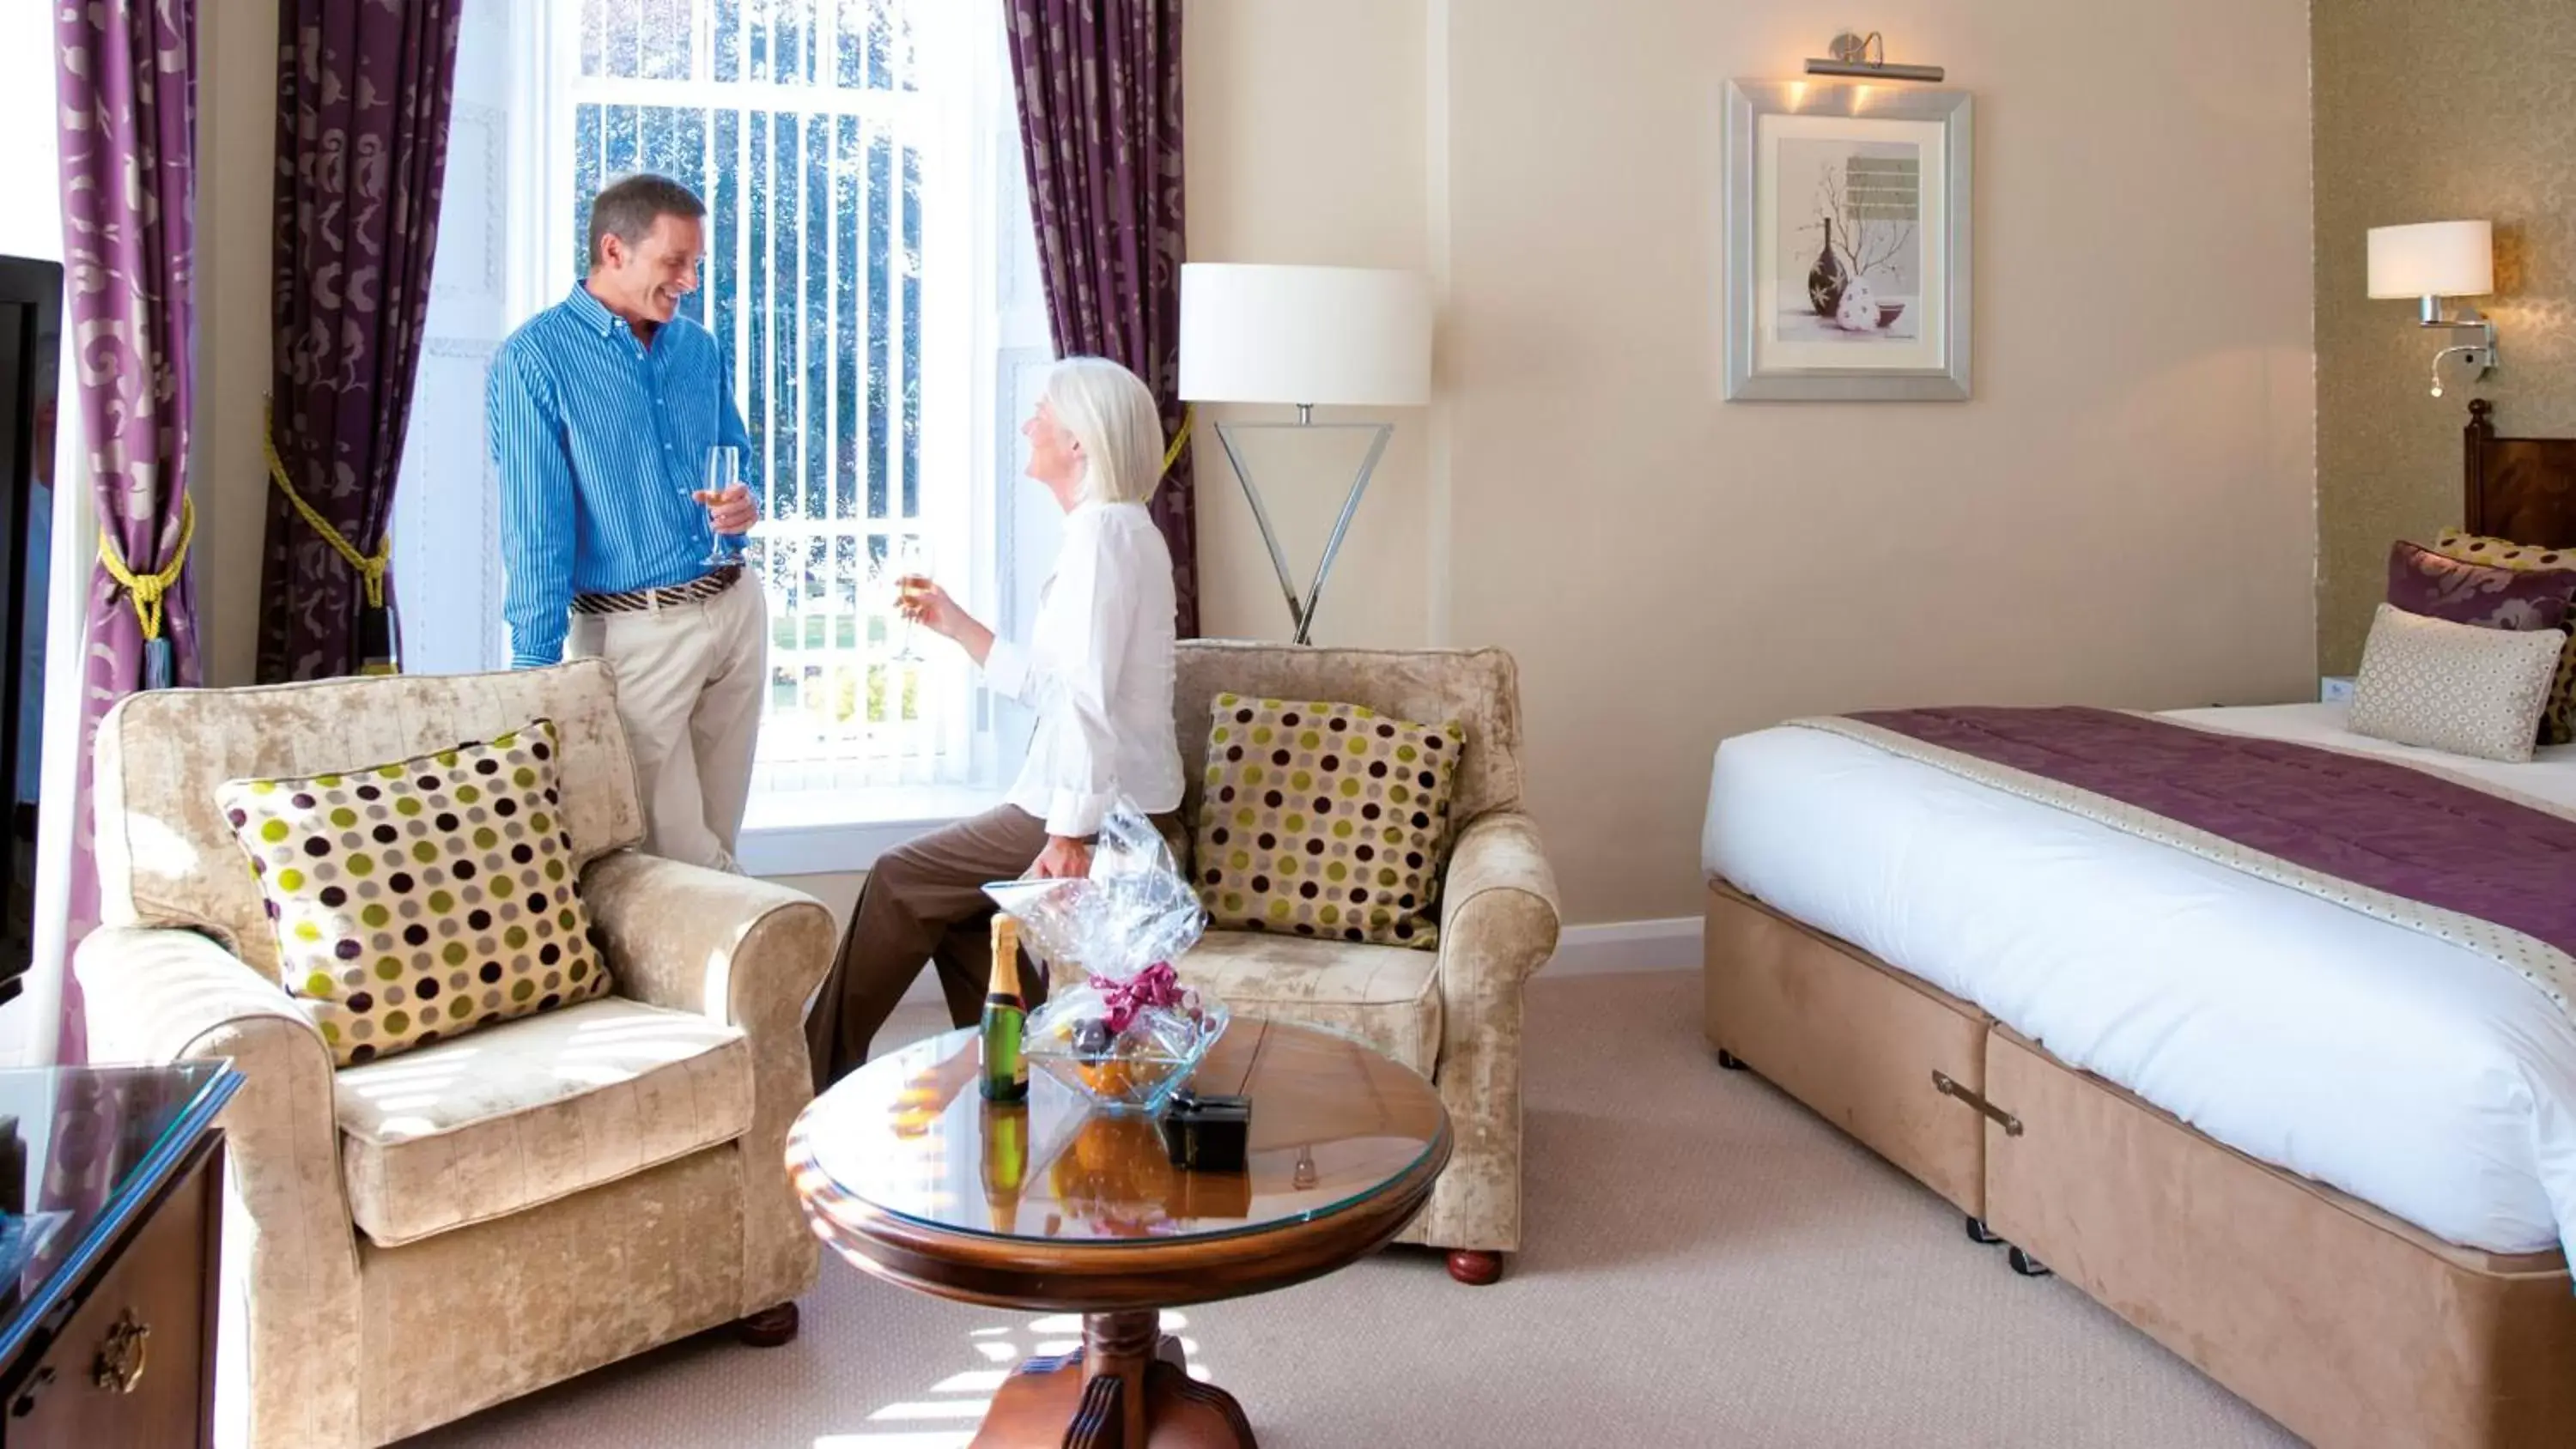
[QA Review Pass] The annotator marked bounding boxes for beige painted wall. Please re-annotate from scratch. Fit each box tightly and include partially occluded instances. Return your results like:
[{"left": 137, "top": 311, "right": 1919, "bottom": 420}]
[
  {"left": 2313, "top": 1, "right": 2576, "bottom": 675},
  {"left": 195, "top": 0, "right": 278, "bottom": 688},
  {"left": 1435, "top": 0, "right": 2314, "bottom": 922}
]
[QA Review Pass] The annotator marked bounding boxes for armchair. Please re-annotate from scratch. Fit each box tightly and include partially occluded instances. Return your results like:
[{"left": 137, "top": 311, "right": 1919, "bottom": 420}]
[
  {"left": 75, "top": 662, "right": 833, "bottom": 1448},
  {"left": 1056, "top": 642, "right": 1560, "bottom": 1284}
]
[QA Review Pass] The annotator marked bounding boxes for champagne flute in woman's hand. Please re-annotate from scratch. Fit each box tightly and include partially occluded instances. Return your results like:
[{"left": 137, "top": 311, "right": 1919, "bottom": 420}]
[{"left": 891, "top": 536, "right": 933, "bottom": 661}]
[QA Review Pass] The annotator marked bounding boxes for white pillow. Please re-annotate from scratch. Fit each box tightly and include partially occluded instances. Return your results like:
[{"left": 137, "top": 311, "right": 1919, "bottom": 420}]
[{"left": 2348, "top": 603, "right": 2562, "bottom": 763}]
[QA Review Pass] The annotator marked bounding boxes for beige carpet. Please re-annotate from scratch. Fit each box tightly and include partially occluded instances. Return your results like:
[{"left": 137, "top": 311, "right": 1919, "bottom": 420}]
[{"left": 400, "top": 971, "right": 2298, "bottom": 1448}]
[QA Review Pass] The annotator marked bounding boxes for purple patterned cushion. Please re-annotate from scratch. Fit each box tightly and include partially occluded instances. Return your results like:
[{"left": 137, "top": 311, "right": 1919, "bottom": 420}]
[{"left": 2385, "top": 539, "right": 2576, "bottom": 633}]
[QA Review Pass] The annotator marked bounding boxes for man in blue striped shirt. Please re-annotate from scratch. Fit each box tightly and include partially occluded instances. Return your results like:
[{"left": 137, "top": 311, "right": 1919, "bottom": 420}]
[{"left": 489, "top": 173, "right": 766, "bottom": 872}]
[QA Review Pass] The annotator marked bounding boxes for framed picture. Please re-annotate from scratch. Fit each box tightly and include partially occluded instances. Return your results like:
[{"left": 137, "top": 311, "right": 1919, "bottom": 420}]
[{"left": 1722, "top": 81, "right": 1973, "bottom": 401}]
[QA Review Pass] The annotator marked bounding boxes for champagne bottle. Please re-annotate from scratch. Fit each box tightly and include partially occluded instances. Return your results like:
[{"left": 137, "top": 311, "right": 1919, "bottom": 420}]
[{"left": 981, "top": 914, "right": 1029, "bottom": 1103}]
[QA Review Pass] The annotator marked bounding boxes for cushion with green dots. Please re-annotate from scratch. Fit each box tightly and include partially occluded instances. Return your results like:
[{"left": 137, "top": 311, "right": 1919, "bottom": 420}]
[
  {"left": 1194, "top": 693, "right": 1464, "bottom": 949},
  {"left": 214, "top": 718, "right": 613, "bottom": 1067}
]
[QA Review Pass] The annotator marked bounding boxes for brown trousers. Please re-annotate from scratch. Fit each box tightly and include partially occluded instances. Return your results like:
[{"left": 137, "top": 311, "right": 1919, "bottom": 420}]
[{"left": 804, "top": 804, "right": 1186, "bottom": 1092}]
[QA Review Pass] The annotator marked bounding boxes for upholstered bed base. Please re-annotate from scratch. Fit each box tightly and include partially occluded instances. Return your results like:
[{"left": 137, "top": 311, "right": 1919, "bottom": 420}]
[{"left": 1704, "top": 880, "right": 2576, "bottom": 1449}]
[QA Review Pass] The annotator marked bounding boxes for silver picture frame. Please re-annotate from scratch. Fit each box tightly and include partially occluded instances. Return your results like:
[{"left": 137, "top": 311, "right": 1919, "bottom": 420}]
[{"left": 1723, "top": 80, "right": 1973, "bottom": 402}]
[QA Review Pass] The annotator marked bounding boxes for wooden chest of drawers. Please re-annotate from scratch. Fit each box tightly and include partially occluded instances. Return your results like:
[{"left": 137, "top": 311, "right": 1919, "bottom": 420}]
[{"left": 0, "top": 1131, "right": 224, "bottom": 1448}]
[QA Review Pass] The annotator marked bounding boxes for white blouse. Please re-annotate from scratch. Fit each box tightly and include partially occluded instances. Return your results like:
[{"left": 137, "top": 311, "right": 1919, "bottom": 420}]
[{"left": 980, "top": 500, "right": 1183, "bottom": 838}]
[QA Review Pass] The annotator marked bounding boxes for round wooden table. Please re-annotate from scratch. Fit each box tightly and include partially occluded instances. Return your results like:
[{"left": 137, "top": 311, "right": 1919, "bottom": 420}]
[{"left": 789, "top": 1016, "right": 1451, "bottom": 1449}]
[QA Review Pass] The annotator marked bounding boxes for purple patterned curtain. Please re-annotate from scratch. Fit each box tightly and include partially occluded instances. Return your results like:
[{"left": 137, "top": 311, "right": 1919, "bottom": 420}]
[
  {"left": 54, "top": 0, "right": 204, "bottom": 1064},
  {"left": 256, "top": 0, "right": 464, "bottom": 682},
  {"left": 27, "top": 1070, "right": 201, "bottom": 1289},
  {"left": 1005, "top": 0, "right": 1198, "bottom": 636}
]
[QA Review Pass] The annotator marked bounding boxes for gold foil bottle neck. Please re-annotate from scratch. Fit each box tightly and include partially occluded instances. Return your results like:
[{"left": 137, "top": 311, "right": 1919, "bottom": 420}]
[{"left": 989, "top": 914, "right": 1022, "bottom": 997}]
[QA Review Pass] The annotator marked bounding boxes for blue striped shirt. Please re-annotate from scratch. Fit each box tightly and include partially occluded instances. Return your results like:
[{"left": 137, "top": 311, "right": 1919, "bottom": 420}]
[{"left": 488, "top": 283, "right": 757, "bottom": 666}]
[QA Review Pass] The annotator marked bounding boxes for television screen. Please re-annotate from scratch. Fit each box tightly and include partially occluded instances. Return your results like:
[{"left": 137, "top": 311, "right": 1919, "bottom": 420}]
[{"left": 0, "top": 258, "right": 62, "bottom": 1002}]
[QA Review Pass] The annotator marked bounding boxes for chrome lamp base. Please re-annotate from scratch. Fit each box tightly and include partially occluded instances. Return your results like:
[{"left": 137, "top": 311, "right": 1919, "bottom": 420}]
[{"left": 1212, "top": 409, "right": 1393, "bottom": 646}]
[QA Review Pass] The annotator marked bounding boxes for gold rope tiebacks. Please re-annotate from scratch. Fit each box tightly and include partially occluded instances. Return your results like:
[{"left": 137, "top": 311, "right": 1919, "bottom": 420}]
[
  {"left": 264, "top": 402, "right": 392, "bottom": 609},
  {"left": 1161, "top": 405, "right": 1194, "bottom": 478},
  {"left": 97, "top": 495, "right": 196, "bottom": 643}
]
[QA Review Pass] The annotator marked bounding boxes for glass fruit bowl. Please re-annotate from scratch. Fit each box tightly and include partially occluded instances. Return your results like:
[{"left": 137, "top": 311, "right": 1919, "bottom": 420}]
[{"left": 1024, "top": 985, "right": 1230, "bottom": 1115}]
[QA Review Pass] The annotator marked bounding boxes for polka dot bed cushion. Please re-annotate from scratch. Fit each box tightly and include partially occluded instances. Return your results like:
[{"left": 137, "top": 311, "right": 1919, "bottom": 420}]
[
  {"left": 1193, "top": 693, "right": 1464, "bottom": 949},
  {"left": 2433, "top": 527, "right": 2576, "bottom": 573},
  {"left": 216, "top": 718, "right": 613, "bottom": 1067}
]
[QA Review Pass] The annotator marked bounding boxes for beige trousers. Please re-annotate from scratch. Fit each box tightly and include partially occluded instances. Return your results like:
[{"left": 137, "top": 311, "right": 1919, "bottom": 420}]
[{"left": 566, "top": 573, "right": 768, "bottom": 872}]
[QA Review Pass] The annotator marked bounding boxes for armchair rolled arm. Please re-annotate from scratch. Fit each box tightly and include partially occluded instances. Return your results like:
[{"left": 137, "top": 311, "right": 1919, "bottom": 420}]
[
  {"left": 74, "top": 926, "right": 364, "bottom": 1440},
  {"left": 580, "top": 851, "right": 835, "bottom": 1315},
  {"left": 582, "top": 852, "right": 835, "bottom": 1028},
  {"left": 1418, "top": 809, "right": 1559, "bottom": 1257},
  {"left": 1438, "top": 810, "right": 1563, "bottom": 986},
  {"left": 78, "top": 925, "right": 331, "bottom": 1069}
]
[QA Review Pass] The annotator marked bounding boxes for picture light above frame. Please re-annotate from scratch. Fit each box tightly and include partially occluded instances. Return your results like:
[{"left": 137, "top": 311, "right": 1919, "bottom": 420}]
[{"left": 1804, "top": 31, "right": 1945, "bottom": 83}]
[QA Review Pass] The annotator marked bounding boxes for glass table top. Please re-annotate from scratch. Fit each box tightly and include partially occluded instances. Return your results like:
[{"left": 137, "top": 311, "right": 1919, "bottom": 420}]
[
  {"left": 0, "top": 1061, "right": 241, "bottom": 1367},
  {"left": 796, "top": 1018, "right": 1447, "bottom": 1246}
]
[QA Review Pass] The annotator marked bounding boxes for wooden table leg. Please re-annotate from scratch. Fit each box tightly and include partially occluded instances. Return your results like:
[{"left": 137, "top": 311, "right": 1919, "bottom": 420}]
[
  {"left": 1089, "top": 1310, "right": 1157, "bottom": 1447},
  {"left": 969, "top": 1310, "right": 1257, "bottom": 1448}
]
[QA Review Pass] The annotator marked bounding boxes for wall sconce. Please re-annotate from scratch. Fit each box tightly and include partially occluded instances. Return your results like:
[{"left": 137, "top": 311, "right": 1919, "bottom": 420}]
[
  {"left": 1803, "top": 32, "right": 1944, "bottom": 82},
  {"left": 2367, "top": 220, "right": 2497, "bottom": 398}
]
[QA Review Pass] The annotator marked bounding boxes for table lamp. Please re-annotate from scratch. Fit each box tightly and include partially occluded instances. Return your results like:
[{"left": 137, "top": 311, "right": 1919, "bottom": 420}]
[
  {"left": 2367, "top": 220, "right": 2497, "bottom": 398},
  {"left": 1179, "top": 264, "right": 1432, "bottom": 644}
]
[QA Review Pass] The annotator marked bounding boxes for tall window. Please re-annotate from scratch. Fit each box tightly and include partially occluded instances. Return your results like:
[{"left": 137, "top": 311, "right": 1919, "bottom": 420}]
[{"left": 398, "top": 0, "right": 1054, "bottom": 862}]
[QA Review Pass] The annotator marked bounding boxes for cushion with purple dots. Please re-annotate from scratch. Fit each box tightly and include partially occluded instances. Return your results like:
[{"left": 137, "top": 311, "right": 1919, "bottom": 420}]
[
  {"left": 1194, "top": 693, "right": 1464, "bottom": 949},
  {"left": 2432, "top": 528, "right": 2576, "bottom": 574},
  {"left": 215, "top": 718, "right": 613, "bottom": 1067}
]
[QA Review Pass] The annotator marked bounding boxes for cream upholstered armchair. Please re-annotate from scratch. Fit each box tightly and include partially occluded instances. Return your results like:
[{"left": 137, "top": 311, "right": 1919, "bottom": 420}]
[
  {"left": 1056, "top": 641, "right": 1559, "bottom": 1284},
  {"left": 74, "top": 662, "right": 833, "bottom": 1449}
]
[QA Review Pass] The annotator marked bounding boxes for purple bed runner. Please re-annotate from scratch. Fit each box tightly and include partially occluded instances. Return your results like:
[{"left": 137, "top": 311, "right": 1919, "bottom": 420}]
[{"left": 1833, "top": 706, "right": 2576, "bottom": 964}]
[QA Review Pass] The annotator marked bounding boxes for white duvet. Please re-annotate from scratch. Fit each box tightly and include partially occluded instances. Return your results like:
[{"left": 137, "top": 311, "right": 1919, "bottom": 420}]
[{"left": 1702, "top": 703, "right": 2576, "bottom": 1257}]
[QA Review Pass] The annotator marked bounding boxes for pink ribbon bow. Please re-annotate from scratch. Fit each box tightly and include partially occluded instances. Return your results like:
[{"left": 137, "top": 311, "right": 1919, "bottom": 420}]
[{"left": 1088, "top": 961, "right": 1190, "bottom": 1035}]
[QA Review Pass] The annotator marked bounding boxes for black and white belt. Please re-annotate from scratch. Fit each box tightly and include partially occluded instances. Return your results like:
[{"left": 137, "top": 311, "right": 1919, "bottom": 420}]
[{"left": 570, "top": 565, "right": 744, "bottom": 616}]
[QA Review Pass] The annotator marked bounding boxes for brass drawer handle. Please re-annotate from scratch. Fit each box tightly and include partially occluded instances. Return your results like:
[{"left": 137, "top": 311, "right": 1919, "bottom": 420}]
[
  {"left": 91, "top": 1311, "right": 148, "bottom": 1395},
  {"left": 1931, "top": 1070, "right": 2024, "bottom": 1137}
]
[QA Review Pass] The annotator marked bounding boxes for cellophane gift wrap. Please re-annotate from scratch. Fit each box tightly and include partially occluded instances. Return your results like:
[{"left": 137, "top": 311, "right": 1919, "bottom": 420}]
[{"left": 983, "top": 802, "right": 1227, "bottom": 1113}]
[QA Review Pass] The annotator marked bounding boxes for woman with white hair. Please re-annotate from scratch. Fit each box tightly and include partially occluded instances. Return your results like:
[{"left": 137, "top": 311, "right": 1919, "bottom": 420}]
[{"left": 806, "top": 356, "right": 1184, "bottom": 1088}]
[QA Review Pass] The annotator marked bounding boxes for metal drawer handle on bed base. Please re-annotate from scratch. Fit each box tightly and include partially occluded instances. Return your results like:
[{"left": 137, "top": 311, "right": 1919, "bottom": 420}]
[{"left": 1931, "top": 1070, "right": 2024, "bottom": 1137}]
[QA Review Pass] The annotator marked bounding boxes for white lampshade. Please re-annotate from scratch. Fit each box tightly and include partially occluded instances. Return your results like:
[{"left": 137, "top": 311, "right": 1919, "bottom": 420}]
[
  {"left": 2366, "top": 220, "right": 2494, "bottom": 299},
  {"left": 1179, "top": 264, "right": 1432, "bottom": 407}
]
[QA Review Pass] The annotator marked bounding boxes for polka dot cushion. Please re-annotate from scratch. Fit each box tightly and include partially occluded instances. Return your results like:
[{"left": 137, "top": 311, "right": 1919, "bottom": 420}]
[
  {"left": 2427, "top": 530, "right": 2576, "bottom": 743},
  {"left": 2433, "top": 528, "right": 2576, "bottom": 573},
  {"left": 215, "top": 719, "right": 612, "bottom": 1067},
  {"left": 1194, "top": 693, "right": 1464, "bottom": 949}
]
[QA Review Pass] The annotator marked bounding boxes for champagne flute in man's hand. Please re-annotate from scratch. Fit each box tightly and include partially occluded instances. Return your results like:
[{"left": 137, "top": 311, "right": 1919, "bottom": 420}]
[{"left": 697, "top": 446, "right": 747, "bottom": 568}]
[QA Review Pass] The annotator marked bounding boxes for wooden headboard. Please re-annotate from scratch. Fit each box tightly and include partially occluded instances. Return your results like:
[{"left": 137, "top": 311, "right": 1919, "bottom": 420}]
[{"left": 2464, "top": 399, "right": 2576, "bottom": 546}]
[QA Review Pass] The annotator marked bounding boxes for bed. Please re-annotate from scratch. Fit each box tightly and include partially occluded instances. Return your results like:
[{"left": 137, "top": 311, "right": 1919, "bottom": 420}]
[{"left": 1700, "top": 400, "right": 2576, "bottom": 1449}]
